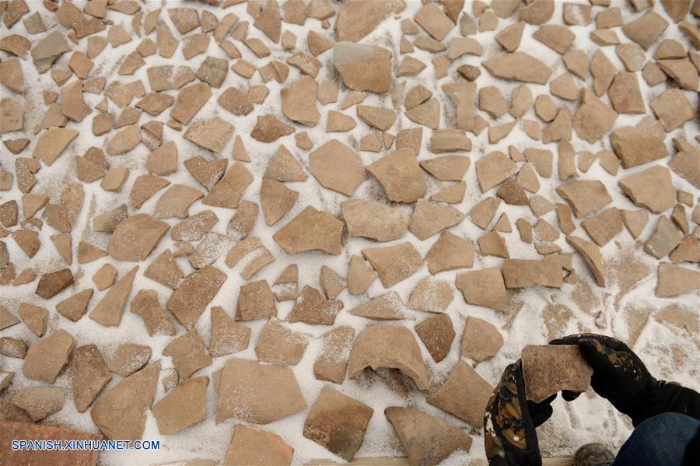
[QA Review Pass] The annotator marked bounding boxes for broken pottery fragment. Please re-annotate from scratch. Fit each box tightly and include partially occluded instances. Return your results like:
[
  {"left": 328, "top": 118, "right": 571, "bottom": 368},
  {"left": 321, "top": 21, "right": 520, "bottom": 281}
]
[
  {"left": 427, "top": 361, "right": 493, "bottom": 428},
  {"left": 348, "top": 324, "right": 430, "bottom": 392},
  {"left": 522, "top": 345, "right": 593, "bottom": 403}
]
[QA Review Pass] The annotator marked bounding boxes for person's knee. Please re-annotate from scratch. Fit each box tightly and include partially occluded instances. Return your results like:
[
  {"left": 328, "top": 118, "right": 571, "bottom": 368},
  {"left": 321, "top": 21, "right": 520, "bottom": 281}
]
[
  {"left": 614, "top": 413, "right": 700, "bottom": 465},
  {"left": 636, "top": 412, "right": 699, "bottom": 437}
]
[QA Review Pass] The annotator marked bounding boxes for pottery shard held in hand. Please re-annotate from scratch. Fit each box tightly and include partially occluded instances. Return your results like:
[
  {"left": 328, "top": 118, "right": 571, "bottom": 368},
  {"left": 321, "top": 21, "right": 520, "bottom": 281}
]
[
  {"left": 348, "top": 323, "right": 430, "bottom": 392},
  {"left": 303, "top": 386, "right": 374, "bottom": 462},
  {"left": 521, "top": 345, "right": 593, "bottom": 403},
  {"left": 333, "top": 42, "right": 393, "bottom": 94},
  {"left": 273, "top": 206, "right": 343, "bottom": 255}
]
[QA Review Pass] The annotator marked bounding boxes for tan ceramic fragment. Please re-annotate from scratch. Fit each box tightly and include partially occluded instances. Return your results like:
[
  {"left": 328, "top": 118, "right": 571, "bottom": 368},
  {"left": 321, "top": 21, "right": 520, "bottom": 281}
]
[
  {"left": 35, "top": 268, "right": 73, "bottom": 299},
  {"left": 556, "top": 180, "right": 612, "bottom": 218},
  {"left": 281, "top": 76, "right": 319, "bottom": 126},
  {"left": 475, "top": 151, "right": 518, "bottom": 192},
  {"left": 209, "top": 307, "right": 250, "bottom": 357},
  {"left": 236, "top": 279, "right": 277, "bottom": 321},
  {"left": 309, "top": 140, "right": 366, "bottom": 196},
  {"left": 163, "top": 331, "right": 212, "bottom": 379},
  {"left": 348, "top": 324, "right": 430, "bottom": 391},
  {"left": 19, "top": 303, "right": 47, "bottom": 336},
  {"left": 427, "top": 360, "right": 493, "bottom": 428},
  {"left": 11, "top": 387, "right": 64, "bottom": 422},
  {"left": 341, "top": 199, "right": 409, "bottom": 242},
  {"left": 333, "top": 42, "right": 392, "bottom": 94},
  {"left": 460, "top": 316, "right": 504, "bottom": 363},
  {"left": 656, "top": 263, "right": 700, "bottom": 297},
  {"left": 409, "top": 199, "right": 465, "bottom": 240},
  {"left": 368, "top": 149, "right": 427, "bottom": 203},
  {"left": 314, "top": 326, "right": 354, "bottom": 384},
  {"left": 129, "top": 289, "right": 176, "bottom": 337},
  {"left": 455, "top": 268, "right": 508, "bottom": 313},
  {"left": 350, "top": 292, "right": 408, "bottom": 321},
  {"left": 152, "top": 376, "right": 208, "bottom": 435},
  {"left": 650, "top": 89, "right": 694, "bottom": 132},
  {"left": 289, "top": 285, "right": 343, "bottom": 325},
  {"left": 216, "top": 358, "right": 306, "bottom": 424},
  {"left": 274, "top": 206, "right": 343, "bottom": 255},
  {"left": 581, "top": 208, "right": 624, "bottom": 246},
  {"left": 22, "top": 330, "right": 74, "bottom": 383},
  {"left": 522, "top": 345, "right": 593, "bottom": 403},
  {"left": 386, "top": 406, "right": 472, "bottom": 465},
  {"left": 347, "top": 255, "right": 378, "bottom": 295},
  {"left": 622, "top": 11, "right": 669, "bottom": 50},
  {"left": 362, "top": 242, "right": 423, "bottom": 288},
  {"left": 619, "top": 166, "right": 675, "bottom": 214},
  {"left": 469, "top": 197, "right": 502, "bottom": 229},
  {"left": 256, "top": 318, "right": 309, "bottom": 365},
  {"left": 483, "top": 52, "right": 552, "bottom": 84},
  {"left": 415, "top": 314, "right": 455, "bottom": 363},
  {"left": 251, "top": 114, "right": 294, "bottom": 142},
  {"left": 110, "top": 344, "right": 151, "bottom": 378},
  {"left": 154, "top": 184, "right": 203, "bottom": 219},
  {"left": 71, "top": 344, "right": 112, "bottom": 413},
  {"left": 566, "top": 236, "right": 606, "bottom": 287},
  {"left": 55, "top": 289, "right": 93, "bottom": 322},
  {"left": 204, "top": 162, "right": 253, "bottom": 209},
  {"left": 167, "top": 266, "right": 227, "bottom": 329},
  {"left": 184, "top": 117, "right": 234, "bottom": 153},
  {"left": 644, "top": 216, "right": 682, "bottom": 259},
  {"left": 91, "top": 363, "right": 160, "bottom": 441}
]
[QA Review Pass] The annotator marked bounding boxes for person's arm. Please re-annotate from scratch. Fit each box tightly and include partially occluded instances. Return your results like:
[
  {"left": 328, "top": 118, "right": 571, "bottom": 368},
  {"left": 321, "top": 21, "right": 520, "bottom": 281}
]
[{"left": 552, "top": 334, "right": 700, "bottom": 426}]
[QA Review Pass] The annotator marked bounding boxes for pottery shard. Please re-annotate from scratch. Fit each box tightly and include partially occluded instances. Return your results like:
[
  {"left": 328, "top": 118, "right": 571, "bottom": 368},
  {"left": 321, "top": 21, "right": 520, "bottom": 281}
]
[
  {"left": 184, "top": 117, "right": 234, "bottom": 154},
  {"left": 11, "top": 387, "right": 64, "bottom": 421},
  {"left": 650, "top": 89, "right": 695, "bottom": 132},
  {"left": 644, "top": 216, "right": 682, "bottom": 259},
  {"left": 656, "top": 263, "right": 700, "bottom": 297},
  {"left": 106, "top": 125, "right": 141, "bottom": 155},
  {"left": 410, "top": 199, "right": 465, "bottom": 241},
  {"left": 347, "top": 255, "right": 378, "bottom": 295},
  {"left": 456, "top": 268, "right": 508, "bottom": 313},
  {"left": 281, "top": 76, "right": 319, "bottom": 127},
  {"left": 348, "top": 324, "right": 430, "bottom": 391},
  {"left": 483, "top": 52, "right": 552, "bottom": 84},
  {"left": 260, "top": 179, "right": 298, "bottom": 227},
  {"left": 144, "top": 250, "right": 183, "bottom": 290},
  {"left": 475, "top": 151, "right": 518, "bottom": 192},
  {"left": 415, "top": 314, "right": 455, "bottom": 363},
  {"left": 357, "top": 105, "right": 397, "bottom": 131},
  {"left": 32, "top": 128, "right": 79, "bottom": 166},
  {"left": 256, "top": 318, "right": 309, "bottom": 365},
  {"left": 336, "top": 0, "right": 403, "bottom": 42},
  {"left": 21, "top": 330, "right": 73, "bottom": 384},
  {"left": 610, "top": 126, "right": 668, "bottom": 169},
  {"left": 274, "top": 206, "right": 343, "bottom": 255},
  {"left": 362, "top": 242, "right": 423, "bottom": 289},
  {"left": 415, "top": 3, "right": 453, "bottom": 41},
  {"left": 35, "top": 268, "right": 73, "bottom": 299},
  {"left": 503, "top": 257, "right": 564, "bottom": 289},
  {"left": 573, "top": 88, "right": 618, "bottom": 143},
  {"left": 333, "top": 42, "right": 392, "bottom": 94},
  {"left": 566, "top": 236, "right": 606, "bottom": 287},
  {"left": 309, "top": 140, "right": 367, "bottom": 196},
  {"left": 420, "top": 156, "right": 471, "bottom": 181},
  {"left": 619, "top": 166, "right": 675, "bottom": 214},
  {"left": 88, "top": 266, "right": 137, "bottom": 327},
  {"left": 350, "top": 292, "right": 408, "bottom": 321},
  {"left": 19, "top": 303, "right": 47, "bottom": 336},
  {"left": 152, "top": 376, "right": 208, "bottom": 436},
  {"left": 204, "top": 162, "right": 253, "bottom": 209},
  {"left": 426, "top": 232, "right": 475, "bottom": 274},
  {"left": 581, "top": 207, "right": 624, "bottom": 247},
  {"left": 314, "top": 326, "right": 355, "bottom": 384},
  {"left": 522, "top": 345, "right": 593, "bottom": 403},
  {"left": 609, "top": 72, "right": 645, "bottom": 114},
  {"left": 304, "top": 386, "right": 373, "bottom": 462},
  {"left": 129, "top": 289, "right": 176, "bottom": 337},
  {"left": 368, "top": 149, "right": 428, "bottom": 203},
  {"left": 167, "top": 266, "right": 226, "bottom": 329},
  {"left": 236, "top": 280, "right": 277, "bottom": 321},
  {"left": 556, "top": 180, "right": 612, "bottom": 218},
  {"left": 224, "top": 425, "right": 294, "bottom": 466},
  {"left": 460, "top": 316, "right": 503, "bottom": 364},
  {"left": 71, "top": 344, "right": 112, "bottom": 413},
  {"left": 216, "top": 358, "right": 307, "bottom": 423},
  {"left": 218, "top": 87, "right": 254, "bottom": 116},
  {"left": 0, "top": 421, "right": 101, "bottom": 465},
  {"left": 55, "top": 289, "right": 92, "bottom": 322},
  {"left": 107, "top": 214, "right": 169, "bottom": 262},
  {"left": 163, "top": 330, "right": 212, "bottom": 379},
  {"left": 341, "top": 199, "right": 409, "bottom": 242},
  {"left": 622, "top": 11, "right": 669, "bottom": 50},
  {"left": 386, "top": 406, "right": 472, "bottom": 466},
  {"left": 289, "top": 285, "right": 343, "bottom": 325},
  {"left": 91, "top": 363, "right": 160, "bottom": 441},
  {"left": 0, "top": 306, "right": 20, "bottom": 331},
  {"left": 209, "top": 307, "right": 250, "bottom": 357},
  {"left": 171, "top": 82, "right": 211, "bottom": 124},
  {"left": 110, "top": 344, "right": 151, "bottom": 378},
  {"left": 427, "top": 360, "right": 493, "bottom": 428},
  {"left": 251, "top": 114, "right": 295, "bottom": 142},
  {"left": 669, "top": 138, "right": 700, "bottom": 189}
]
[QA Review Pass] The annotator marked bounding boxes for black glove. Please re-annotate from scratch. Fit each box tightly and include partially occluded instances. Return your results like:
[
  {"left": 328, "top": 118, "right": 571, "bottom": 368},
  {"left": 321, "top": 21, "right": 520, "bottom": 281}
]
[
  {"left": 484, "top": 360, "right": 542, "bottom": 466},
  {"left": 551, "top": 334, "right": 662, "bottom": 426}
]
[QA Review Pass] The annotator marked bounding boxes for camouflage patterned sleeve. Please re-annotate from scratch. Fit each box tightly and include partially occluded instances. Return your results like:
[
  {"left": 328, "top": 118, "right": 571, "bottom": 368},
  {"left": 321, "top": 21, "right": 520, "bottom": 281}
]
[{"left": 484, "top": 361, "right": 542, "bottom": 466}]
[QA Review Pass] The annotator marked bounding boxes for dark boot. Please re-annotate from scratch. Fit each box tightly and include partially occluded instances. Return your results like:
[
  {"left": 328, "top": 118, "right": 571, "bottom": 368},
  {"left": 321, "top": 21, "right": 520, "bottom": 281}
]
[{"left": 574, "top": 443, "right": 616, "bottom": 466}]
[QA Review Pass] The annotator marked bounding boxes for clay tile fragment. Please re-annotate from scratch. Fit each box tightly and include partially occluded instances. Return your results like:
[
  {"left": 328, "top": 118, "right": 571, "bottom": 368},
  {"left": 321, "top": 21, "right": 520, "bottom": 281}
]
[
  {"left": 255, "top": 318, "right": 309, "bottom": 365},
  {"left": 350, "top": 292, "right": 408, "bottom": 321},
  {"left": 91, "top": 363, "right": 160, "bottom": 441},
  {"left": 288, "top": 285, "right": 343, "bottom": 325},
  {"left": 107, "top": 214, "right": 169, "bottom": 262},
  {"left": 619, "top": 166, "right": 675, "bottom": 214},
  {"left": 224, "top": 425, "right": 294, "bottom": 466},
  {"left": 386, "top": 406, "right": 473, "bottom": 465},
  {"left": 167, "top": 266, "right": 226, "bottom": 329},
  {"left": 35, "top": 268, "right": 73, "bottom": 299},
  {"left": 556, "top": 180, "right": 612, "bottom": 218},
  {"left": 130, "top": 289, "right": 176, "bottom": 336},
  {"left": 333, "top": 42, "right": 392, "bottom": 94},
  {"left": 335, "top": 0, "right": 403, "bottom": 42},
  {"left": 209, "top": 307, "right": 250, "bottom": 357},
  {"left": 163, "top": 330, "right": 212, "bottom": 379},
  {"left": 72, "top": 344, "right": 112, "bottom": 413},
  {"left": 341, "top": 199, "right": 409, "bottom": 242},
  {"left": 184, "top": 117, "right": 234, "bottom": 153},
  {"left": 362, "top": 242, "right": 423, "bottom": 288},
  {"left": 483, "top": 52, "right": 552, "bottom": 84},
  {"left": 475, "top": 151, "right": 518, "bottom": 192},
  {"left": 273, "top": 206, "right": 343, "bottom": 255},
  {"left": 455, "top": 268, "right": 508, "bottom": 312},
  {"left": 566, "top": 236, "right": 606, "bottom": 287},
  {"left": 610, "top": 126, "right": 668, "bottom": 168},
  {"left": 522, "top": 345, "right": 592, "bottom": 403},
  {"left": 368, "top": 149, "right": 427, "bottom": 203},
  {"left": 11, "top": 387, "right": 64, "bottom": 422},
  {"left": 152, "top": 376, "right": 208, "bottom": 435},
  {"left": 348, "top": 324, "right": 430, "bottom": 391},
  {"left": 460, "top": 316, "right": 504, "bottom": 363},
  {"left": 216, "top": 358, "right": 306, "bottom": 424},
  {"left": 656, "top": 263, "right": 700, "bottom": 297},
  {"left": 304, "top": 386, "right": 373, "bottom": 462},
  {"left": 251, "top": 114, "right": 294, "bottom": 142},
  {"left": 622, "top": 10, "right": 669, "bottom": 50},
  {"left": 427, "top": 360, "right": 493, "bottom": 428},
  {"left": 415, "top": 314, "right": 455, "bottom": 363},
  {"left": 314, "top": 326, "right": 354, "bottom": 384},
  {"left": 110, "top": 344, "right": 151, "bottom": 378},
  {"left": 236, "top": 279, "right": 277, "bottom": 321}
]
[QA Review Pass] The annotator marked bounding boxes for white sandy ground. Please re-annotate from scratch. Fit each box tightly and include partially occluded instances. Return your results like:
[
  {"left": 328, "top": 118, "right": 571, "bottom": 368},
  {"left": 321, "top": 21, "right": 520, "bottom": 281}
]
[{"left": 0, "top": 0, "right": 698, "bottom": 464}]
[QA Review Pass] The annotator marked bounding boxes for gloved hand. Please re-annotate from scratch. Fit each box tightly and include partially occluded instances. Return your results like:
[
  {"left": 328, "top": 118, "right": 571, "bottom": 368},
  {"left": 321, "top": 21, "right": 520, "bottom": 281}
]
[
  {"left": 551, "top": 334, "right": 662, "bottom": 425},
  {"left": 484, "top": 360, "right": 542, "bottom": 466}
]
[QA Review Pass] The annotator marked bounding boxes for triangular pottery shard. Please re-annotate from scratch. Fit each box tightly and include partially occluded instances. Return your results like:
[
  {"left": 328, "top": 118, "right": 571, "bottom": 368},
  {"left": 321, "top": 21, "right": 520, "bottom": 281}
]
[
  {"left": 521, "top": 345, "right": 593, "bottom": 403},
  {"left": 347, "top": 324, "right": 430, "bottom": 392}
]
